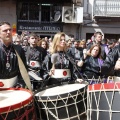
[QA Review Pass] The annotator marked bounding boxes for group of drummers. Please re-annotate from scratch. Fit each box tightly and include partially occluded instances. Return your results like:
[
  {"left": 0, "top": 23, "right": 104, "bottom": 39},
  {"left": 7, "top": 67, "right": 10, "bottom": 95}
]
[
  {"left": 0, "top": 21, "right": 120, "bottom": 90},
  {"left": 1, "top": 21, "right": 120, "bottom": 119}
]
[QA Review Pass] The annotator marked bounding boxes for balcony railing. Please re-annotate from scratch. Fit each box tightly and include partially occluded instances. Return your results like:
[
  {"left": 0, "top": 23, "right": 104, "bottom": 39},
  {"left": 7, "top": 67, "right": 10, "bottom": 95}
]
[{"left": 93, "top": 0, "right": 120, "bottom": 17}]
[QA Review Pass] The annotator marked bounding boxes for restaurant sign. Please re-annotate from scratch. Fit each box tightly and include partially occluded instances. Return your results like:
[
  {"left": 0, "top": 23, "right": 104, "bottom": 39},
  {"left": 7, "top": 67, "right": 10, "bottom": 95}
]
[{"left": 17, "top": 22, "right": 62, "bottom": 32}]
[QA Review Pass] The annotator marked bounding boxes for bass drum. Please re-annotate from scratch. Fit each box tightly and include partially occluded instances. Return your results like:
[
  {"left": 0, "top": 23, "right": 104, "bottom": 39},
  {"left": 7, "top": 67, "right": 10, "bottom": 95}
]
[
  {"left": 0, "top": 88, "right": 36, "bottom": 120},
  {"left": 88, "top": 83, "right": 120, "bottom": 120},
  {"left": 35, "top": 83, "right": 87, "bottom": 120}
]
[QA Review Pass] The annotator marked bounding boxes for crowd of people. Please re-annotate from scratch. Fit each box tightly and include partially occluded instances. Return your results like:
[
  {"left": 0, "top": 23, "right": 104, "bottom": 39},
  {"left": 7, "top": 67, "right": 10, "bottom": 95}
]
[{"left": 1, "top": 21, "right": 120, "bottom": 91}]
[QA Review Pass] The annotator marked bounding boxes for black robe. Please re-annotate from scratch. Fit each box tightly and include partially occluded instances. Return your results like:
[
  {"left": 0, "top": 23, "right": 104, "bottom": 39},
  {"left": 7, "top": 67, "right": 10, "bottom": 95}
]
[{"left": 42, "top": 51, "right": 81, "bottom": 86}]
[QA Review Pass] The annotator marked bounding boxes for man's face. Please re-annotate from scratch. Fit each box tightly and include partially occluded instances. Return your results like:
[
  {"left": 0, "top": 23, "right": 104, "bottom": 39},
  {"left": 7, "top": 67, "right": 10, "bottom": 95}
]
[
  {"left": 74, "top": 41, "right": 79, "bottom": 48},
  {"left": 95, "top": 34, "right": 102, "bottom": 42},
  {"left": 0, "top": 24, "right": 12, "bottom": 43},
  {"left": 28, "top": 36, "right": 38, "bottom": 46}
]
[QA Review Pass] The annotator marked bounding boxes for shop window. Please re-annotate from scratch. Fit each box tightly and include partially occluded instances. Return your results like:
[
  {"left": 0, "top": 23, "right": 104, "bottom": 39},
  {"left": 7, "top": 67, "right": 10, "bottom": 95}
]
[
  {"left": 18, "top": 2, "right": 62, "bottom": 22},
  {"left": 41, "top": 4, "right": 51, "bottom": 21},
  {"left": 29, "top": 3, "right": 39, "bottom": 20},
  {"left": 19, "top": 3, "right": 28, "bottom": 20}
]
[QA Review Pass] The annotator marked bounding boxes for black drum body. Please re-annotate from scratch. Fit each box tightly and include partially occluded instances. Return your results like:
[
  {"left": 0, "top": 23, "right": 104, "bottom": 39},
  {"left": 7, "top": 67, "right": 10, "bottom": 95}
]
[
  {"left": 35, "top": 84, "right": 87, "bottom": 120},
  {"left": 87, "top": 83, "right": 120, "bottom": 120}
]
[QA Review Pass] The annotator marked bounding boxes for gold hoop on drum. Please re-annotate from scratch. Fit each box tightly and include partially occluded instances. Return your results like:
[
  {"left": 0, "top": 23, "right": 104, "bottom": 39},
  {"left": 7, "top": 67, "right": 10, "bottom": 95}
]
[
  {"left": 34, "top": 83, "right": 87, "bottom": 120},
  {"left": 87, "top": 83, "right": 120, "bottom": 120}
]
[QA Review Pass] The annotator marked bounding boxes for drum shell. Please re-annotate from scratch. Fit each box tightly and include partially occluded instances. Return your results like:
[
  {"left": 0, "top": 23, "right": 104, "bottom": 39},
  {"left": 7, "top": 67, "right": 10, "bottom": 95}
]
[
  {"left": 0, "top": 88, "right": 36, "bottom": 120},
  {"left": 35, "top": 84, "right": 87, "bottom": 120},
  {"left": 87, "top": 83, "right": 120, "bottom": 120}
]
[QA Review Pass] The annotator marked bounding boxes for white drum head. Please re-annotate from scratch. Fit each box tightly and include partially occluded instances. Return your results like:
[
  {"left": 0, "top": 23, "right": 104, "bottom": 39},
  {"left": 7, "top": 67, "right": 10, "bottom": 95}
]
[
  {"left": 35, "top": 84, "right": 86, "bottom": 97},
  {"left": 0, "top": 90, "right": 31, "bottom": 108}
]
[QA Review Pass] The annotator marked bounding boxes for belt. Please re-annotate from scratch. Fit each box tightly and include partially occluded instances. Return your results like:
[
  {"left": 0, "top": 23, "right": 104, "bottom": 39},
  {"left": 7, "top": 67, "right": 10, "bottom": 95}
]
[
  {"left": 51, "top": 69, "right": 71, "bottom": 78},
  {"left": 0, "top": 76, "right": 18, "bottom": 88}
]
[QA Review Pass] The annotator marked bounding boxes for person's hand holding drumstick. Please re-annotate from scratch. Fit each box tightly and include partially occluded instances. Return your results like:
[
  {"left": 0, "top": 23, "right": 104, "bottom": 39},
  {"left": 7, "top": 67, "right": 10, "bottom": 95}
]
[{"left": 49, "top": 63, "right": 55, "bottom": 76}]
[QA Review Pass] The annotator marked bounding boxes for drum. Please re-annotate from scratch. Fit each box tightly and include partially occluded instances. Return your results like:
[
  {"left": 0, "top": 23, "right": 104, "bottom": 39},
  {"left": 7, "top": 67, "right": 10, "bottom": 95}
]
[
  {"left": 87, "top": 83, "right": 120, "bottom": 120},
  {"left": 28, "top": 71, "right": 43, "bottom": 90},
  {"left": 0, "top": 88, "right": 36, "bottom": 120},
  {"left": 35, "top": 83, "right": 87, "bottom": 120},
  {"left": 82, "top": 76, "right": 113, "bottom": 85}
]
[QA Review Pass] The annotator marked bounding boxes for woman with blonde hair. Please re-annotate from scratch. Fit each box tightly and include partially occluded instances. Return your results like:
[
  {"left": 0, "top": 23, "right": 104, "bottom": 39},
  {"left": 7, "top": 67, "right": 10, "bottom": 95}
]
[
  {"left": 50, "top": 32, "right": 67, "bottom": 54},
  {"left": 42, "top": 32, "right": 80, "bottom": 85}
]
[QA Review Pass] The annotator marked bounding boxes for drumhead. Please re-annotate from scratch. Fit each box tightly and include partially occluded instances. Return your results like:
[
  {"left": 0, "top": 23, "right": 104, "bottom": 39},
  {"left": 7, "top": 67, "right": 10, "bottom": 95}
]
[
  {"left": 35, "top": 83, "right": 86, "bottom": 97},
  {"left": 0, "top": 88, "right": 32, "bottom": 108}
]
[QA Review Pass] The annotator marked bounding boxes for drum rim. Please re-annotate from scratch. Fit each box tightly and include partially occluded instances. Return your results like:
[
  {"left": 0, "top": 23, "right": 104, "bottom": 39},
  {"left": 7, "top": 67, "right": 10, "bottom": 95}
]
[
  {"left": 0, "top": 88, "right": 33, "bottom": 113},
  {"left": 88, "top": 83, "right": 120, "bottom": 91},
  {"left": 35, "top": 83, "right": 87, "bottom": 100}
]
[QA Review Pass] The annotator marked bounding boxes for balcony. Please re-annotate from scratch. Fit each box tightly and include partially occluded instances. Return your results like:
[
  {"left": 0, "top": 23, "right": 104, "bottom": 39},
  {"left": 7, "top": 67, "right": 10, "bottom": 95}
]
[{"left": 93, "top": 0, "right": 120, "bottom": 17}]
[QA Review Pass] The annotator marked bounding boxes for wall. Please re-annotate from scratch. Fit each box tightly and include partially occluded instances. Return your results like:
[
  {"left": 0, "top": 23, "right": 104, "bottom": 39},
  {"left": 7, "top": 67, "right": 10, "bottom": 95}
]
[
  {"left": 63, "top": 24, "right": 80, "bottom": 39},
  {"left": 81, "top": 0, "right": 120, "bottom": 40},
  {"left": 0, "top": 0, "right": 16, "bottom": 25}
]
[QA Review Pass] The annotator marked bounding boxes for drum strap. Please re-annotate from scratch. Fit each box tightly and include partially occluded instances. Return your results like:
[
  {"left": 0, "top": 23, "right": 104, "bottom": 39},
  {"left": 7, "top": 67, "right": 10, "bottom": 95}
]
[{"left": 15, "top": 50, "right": 32, "bottom": 91}]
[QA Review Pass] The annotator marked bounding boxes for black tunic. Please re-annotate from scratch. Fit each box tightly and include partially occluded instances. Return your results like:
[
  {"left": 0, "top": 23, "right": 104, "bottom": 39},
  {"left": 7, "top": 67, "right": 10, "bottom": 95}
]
[
  {"left": 42, "top": 51, "right": 79, "bottom": 85},
  {"left": 81, "top": 55, "right": 104, "bottom": 79},
  {"left": 0, "top": 42, "right": 26, "bottom": 86},
  {"left": 25, "top": 46, "right": 46, "bottom": 70},
  {"left": 101, "top": 44, "right": 120, "bottom": 76}
]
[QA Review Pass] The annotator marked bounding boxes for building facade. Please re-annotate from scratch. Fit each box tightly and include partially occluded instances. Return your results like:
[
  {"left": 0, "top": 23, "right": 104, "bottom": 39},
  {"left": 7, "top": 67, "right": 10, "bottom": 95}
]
[
  {"left": 82, "top": 0, "right": 120, "bottom": 40},
  {"left": 0, "top": 0, "right": 83, "bottom": 39},
  {"left": 1, "top": 0, "right": 119, "bottom": 40}
]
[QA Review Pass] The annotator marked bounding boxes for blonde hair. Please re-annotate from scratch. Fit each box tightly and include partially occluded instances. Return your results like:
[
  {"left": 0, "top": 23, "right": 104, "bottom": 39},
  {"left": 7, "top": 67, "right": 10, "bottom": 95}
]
[
  {"left": 50, "top": 32, "right": 67, "bottom": 54},
  {"left": 79, "top": 39, "right": 86, "bottom": 48}
]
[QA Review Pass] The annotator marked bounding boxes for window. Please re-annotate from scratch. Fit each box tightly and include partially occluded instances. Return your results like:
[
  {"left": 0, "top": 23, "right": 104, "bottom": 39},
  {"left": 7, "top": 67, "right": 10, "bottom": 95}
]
[
  {"left": 29, "top": 3, "right": 39, "bottom": 20},
  {"left": 41, "top": 4, "right": 51, "bottom": 21},
  {"left": 18, "top": 2, "right": 62, "bottom": 22},
  {"left": 19, "top": 3, "right": 28, "bottom": 20}
]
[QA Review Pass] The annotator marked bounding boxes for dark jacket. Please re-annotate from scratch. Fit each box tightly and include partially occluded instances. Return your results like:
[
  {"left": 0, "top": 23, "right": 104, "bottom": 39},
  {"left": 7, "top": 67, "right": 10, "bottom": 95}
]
[
  {"left": 101, "top": 44, "right": 120, "bottom": 76},
  {"left": 81, "top": 55, "right": 105, "bottom": 79},
  {"left": 67, "top": 47, "right": 83, "bottom": 61}
]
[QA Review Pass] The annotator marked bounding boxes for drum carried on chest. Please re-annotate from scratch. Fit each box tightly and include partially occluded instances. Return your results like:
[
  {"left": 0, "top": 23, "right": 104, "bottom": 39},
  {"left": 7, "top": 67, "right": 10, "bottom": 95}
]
[
  {"left": 87, "top": 83, "right": 120, "bottom": 120},
  {"left": 0, "top": 88, "right": 36, "bottom": 120},
  {"left": 35, "top": 83, "right": 87, "bottom": 120}
]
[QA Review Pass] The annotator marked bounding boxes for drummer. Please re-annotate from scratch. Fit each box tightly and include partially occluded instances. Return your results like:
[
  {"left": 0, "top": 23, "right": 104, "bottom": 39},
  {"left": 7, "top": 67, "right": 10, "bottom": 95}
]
[
  {"left": 77, "top": 44, "right": 107, "bottom": 84},
  {"left": 0, "top": 21, "right": 26, "bottom": 88},
  {"left": 25, "top": 33, "right": 47, "bottom": 90},
  {"left": 101, "top": 43, "right": 120, "bottom": 79},
  {"left": 42, "top": 32, "right": 81, "bottom": 86}
]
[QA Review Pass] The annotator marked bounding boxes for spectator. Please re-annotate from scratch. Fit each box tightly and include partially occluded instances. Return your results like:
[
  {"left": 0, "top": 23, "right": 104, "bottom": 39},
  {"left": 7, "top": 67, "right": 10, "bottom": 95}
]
[
  {"left": 87, "top": 31, "right": 106, "bottom": 60},
  {"left": 67, "top": 40, "right": 83, "bottom": 62},
  {"left": 79, "top": 39, "right": 86, "bottom": 49}
]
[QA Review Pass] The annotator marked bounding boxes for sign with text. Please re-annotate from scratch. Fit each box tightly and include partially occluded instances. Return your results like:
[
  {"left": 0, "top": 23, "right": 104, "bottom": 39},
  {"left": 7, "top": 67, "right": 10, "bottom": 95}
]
[{"left": 17, "top": 22, "right": 63, "bottom": 32}]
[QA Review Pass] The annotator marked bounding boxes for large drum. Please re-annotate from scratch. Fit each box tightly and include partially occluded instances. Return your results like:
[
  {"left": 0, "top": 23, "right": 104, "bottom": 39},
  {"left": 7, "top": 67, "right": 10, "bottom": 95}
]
[
  {"left": 87, "top": 83, "right": 120, "bottom": 120},
  {"left": 0, "top": 88, "right": 36, "bottom": 120},
  {"left": 35, "top": 83, "right": 87, "bottom": 120}
]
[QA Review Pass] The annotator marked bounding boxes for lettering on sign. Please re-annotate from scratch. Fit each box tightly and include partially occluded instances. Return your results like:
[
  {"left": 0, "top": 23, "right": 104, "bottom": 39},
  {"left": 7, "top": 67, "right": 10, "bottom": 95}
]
[{"left": 19, "top": 25, "right": 61, "bottom": 31}]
